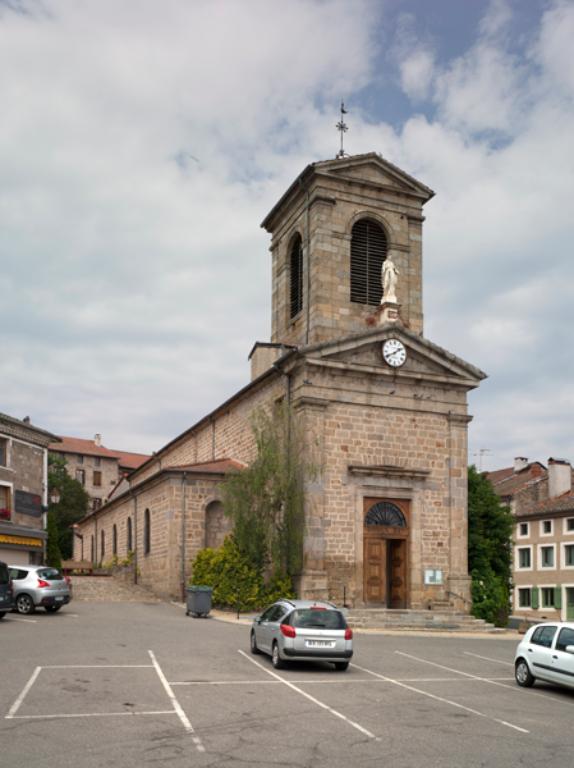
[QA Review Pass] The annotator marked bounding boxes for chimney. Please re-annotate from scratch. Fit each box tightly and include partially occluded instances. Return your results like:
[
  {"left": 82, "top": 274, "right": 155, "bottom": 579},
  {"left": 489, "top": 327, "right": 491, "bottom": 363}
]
[
  {"left": 548, "top": 458, "right": 572, "bottom": 498},
  {"left": 514, "top": 457, "right": 529, "bottom": 473},
  {"left": 94, "top": 433, "right": 102, "bottom": 447}
]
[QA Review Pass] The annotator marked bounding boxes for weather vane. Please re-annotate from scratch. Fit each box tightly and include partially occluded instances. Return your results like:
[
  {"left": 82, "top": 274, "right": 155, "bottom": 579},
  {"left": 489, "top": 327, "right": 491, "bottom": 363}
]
[{"left": 336, "top": 101, "right": 348, "bottom": 159}]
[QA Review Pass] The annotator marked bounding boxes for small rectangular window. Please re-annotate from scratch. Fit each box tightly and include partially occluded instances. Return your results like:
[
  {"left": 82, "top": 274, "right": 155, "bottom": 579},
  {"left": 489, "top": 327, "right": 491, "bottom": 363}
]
[
  {"left": 518, "top": 522, "right": 529, "bottom": 537},
  {"left": 540, "top": 546, "right": 555, "bottom": 568},
  {"left": 0, "top": 438, "right": 8, "bottom": 467},
  {"left": 541, "top": 519, "right": 553, "bottom": 535},
  {"left": 518, "top": 548, "right": 531, "bottom": 569},
  {"left": 567, "top": 518, "right": 574, "bottom": 532},
  {"left": 565, "top": 544, "right": 574, "bottom": 567},
  {"left": 518, "top": 588, "right": 532, "bottom": 608},
  {"left": 94, "top": 456, "right": 101, "bottom": 467},
  {"left": 541, "top": 588, "right": 556, "bottom": 608},
  {"left": 93, "top": 471, "right": 102, "bottom": 487},
  {"left": 77, "top": 454, "right": 84, "bottom": 464},
  {"left": 0, "top": 485, "right": 11, "bottom": 521}
]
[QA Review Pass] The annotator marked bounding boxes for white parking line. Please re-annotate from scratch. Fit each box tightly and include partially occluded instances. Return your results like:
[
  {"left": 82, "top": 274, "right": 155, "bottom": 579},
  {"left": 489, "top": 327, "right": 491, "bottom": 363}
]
[
  {"left": 10, "top": 710, "right": 177, "bottom": 720},
  {"left": 6, "top": 667, "right": 42, "bottom": 719},
  {"left": 238, "top": 650, "right": 378, "bottom": 740},
  {"left": 464, "top": 652, "right": 513, "bottom": 666},
  {"left": 148, "top": 650, "right": 205, "bottom": 753},
  {"left": 10, "top": 617, "right": 37, "bottom": 624},
  {"left": 169, "top": 676, "right": 513, "bottom": 686},
  {"left": 351, "top": 661, "right": 529, "bottom": 734},
  {"left": 43, "top": 664, "right": 153, "bottom": 669}
]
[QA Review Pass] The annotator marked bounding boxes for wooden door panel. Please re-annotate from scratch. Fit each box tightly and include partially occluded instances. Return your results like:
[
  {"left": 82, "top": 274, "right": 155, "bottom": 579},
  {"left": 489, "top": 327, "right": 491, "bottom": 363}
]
[{"left": 364, "top": 538, "right": 386, "bottom": 604}]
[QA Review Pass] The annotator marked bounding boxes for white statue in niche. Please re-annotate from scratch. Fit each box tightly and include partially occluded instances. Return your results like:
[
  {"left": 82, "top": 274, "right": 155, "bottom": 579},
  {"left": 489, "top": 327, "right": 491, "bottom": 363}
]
[{"left": 381, "top": 257, "right": 399, "bottom": 303}]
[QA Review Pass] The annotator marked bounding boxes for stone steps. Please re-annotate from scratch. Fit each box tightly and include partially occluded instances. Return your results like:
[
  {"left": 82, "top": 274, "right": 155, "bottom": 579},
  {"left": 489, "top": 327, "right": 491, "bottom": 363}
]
[
  {"left": 70, "top": 575, "right": 161, "bottom": 603},
  {"left": 345, "top": 608, "right": 497, "bottom": 632}
]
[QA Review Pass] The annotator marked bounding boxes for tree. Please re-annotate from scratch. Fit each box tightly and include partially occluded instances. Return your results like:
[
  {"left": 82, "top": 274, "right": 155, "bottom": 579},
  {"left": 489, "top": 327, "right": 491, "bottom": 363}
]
[
  {"left": 48, "top": 454, "right": 90, "bottom": 560},
  {"left": 468, "top": 465, "right": 514, "bottom": 626},
  {"left": 222, "top": 403, "right": 311, "bottom": 582},
  {"left": 45, "top": 511, "right": 62, "bottom": 569}
]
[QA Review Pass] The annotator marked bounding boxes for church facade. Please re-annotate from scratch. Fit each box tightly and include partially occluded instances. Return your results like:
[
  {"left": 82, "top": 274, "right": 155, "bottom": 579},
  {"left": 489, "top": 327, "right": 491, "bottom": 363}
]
[{"left": 74, "top": 153, "right": 485, "bottom": 609}]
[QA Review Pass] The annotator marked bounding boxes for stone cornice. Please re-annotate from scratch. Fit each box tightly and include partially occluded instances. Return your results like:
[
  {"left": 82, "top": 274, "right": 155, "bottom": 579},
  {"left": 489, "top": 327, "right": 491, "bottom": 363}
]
[{"left": 348, "top": 464, "right": 430, "bottom": 480}]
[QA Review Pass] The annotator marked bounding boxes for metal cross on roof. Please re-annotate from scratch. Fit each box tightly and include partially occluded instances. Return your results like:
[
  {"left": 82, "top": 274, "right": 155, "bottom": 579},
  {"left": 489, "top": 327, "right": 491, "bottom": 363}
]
[{"left": 336, "top": 101, "right": 348, "bottom": 159}]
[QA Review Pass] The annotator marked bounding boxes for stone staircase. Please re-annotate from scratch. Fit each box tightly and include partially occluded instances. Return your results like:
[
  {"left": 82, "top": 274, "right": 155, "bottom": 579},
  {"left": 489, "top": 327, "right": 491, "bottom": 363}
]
[
  {"left": 345, "top": 607, "right": 497, "bottom": 632},
  {"left": 70, "top": 575, "right": 161, "bottom": 603}
]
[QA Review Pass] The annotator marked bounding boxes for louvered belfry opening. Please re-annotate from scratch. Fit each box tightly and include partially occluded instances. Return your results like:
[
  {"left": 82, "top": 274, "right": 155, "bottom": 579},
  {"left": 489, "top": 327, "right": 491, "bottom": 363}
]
[
  {"left": 289, "top": 233, "right": 304, "bottom": 318},
  {"left": 350, "top": 218, "right": 388, "bottom": 305}
]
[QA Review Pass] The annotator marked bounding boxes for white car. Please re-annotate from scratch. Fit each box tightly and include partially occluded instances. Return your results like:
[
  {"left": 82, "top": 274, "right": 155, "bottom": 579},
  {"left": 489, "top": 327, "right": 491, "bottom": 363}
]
[{"left": 514, "top": 621, "right": 574, "bottom": 690}]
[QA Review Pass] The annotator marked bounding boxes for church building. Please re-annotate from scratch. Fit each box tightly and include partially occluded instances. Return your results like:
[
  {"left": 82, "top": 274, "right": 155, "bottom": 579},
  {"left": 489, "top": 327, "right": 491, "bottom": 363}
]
[{"left": 74, "top": 152, "right": 485, "bottom": 610}]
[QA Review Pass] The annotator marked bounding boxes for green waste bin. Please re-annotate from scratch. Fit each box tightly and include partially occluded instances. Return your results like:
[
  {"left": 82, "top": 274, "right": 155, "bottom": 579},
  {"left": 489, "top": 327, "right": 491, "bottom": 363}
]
[{"left": 186, "top": 586, "right": 212, "bottom": 617}]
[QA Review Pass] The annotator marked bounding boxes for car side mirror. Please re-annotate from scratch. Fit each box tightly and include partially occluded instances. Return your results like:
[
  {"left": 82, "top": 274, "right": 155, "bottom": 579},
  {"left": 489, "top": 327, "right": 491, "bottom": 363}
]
[{"left": 564, "top": 645, "right": 574, "bottom": 654}]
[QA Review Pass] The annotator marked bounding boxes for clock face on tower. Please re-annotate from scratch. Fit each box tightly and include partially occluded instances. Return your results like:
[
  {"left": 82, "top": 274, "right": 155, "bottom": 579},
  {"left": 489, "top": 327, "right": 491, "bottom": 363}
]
[{"left": 382, "top": 338, "right": 407, "bottom": 368}]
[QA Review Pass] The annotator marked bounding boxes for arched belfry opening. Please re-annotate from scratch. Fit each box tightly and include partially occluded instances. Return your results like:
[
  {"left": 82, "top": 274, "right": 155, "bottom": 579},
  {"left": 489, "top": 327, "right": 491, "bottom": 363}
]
[{"left": 350, "top": 218, "right": 387, "bottom": 305}]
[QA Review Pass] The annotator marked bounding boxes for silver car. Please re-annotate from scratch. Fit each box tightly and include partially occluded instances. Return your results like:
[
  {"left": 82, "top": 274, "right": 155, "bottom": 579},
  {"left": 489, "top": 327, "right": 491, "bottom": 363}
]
[
  {"left": 515, "top": 621, "right": 574, "bottom": 690},
  {"left": 8, "top": 565, "right": 71, "bottom": 615},
  {"left": 250, "top": 599, "right": 353, "bottom": 671}
]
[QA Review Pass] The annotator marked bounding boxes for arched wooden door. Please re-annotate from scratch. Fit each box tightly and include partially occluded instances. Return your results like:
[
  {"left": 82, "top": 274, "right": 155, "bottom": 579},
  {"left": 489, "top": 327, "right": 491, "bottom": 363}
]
[{"left": 363, "top": 498, "right": 409, "bottom": 608}]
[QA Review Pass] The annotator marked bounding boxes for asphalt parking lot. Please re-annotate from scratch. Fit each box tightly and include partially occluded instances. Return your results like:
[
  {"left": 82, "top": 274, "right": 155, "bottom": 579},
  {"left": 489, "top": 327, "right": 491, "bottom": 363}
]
[{"left": 1, "top": 601, "right": 573, "bottom": 768}]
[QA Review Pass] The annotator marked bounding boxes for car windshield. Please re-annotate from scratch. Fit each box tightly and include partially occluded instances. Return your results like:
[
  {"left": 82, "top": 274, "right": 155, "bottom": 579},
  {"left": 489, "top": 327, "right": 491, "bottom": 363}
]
[
  {"left": 37, "top": 568, "right": 63, "bottom": 581},
  {"left": 0, "top": 563, "right": 8, "bottom": 585},
  {"left": 289, "top": 609, "right": 346, "bottom": 629}
]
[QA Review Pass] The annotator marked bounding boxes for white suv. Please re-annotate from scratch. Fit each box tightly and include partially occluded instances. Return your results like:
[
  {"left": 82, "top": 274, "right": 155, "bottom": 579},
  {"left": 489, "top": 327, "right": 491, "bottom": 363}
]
[{"left": 515, "top": 622, "right": 574, "bottom": 690}]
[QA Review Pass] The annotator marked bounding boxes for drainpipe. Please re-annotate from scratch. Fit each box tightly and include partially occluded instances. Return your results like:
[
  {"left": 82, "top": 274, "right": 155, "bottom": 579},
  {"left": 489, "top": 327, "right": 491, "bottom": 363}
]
[
  {"left": 180, "top": 472, "right": 188, "bottom": 602},
  {"left": 133, "top": 492, "right": 138, "bottom": 585}
]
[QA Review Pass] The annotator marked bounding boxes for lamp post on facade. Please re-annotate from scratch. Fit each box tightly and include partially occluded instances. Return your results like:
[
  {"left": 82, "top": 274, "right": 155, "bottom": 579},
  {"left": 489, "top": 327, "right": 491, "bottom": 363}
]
[{"left": 50, "top": 488, "right": 61, "bottom": 506}]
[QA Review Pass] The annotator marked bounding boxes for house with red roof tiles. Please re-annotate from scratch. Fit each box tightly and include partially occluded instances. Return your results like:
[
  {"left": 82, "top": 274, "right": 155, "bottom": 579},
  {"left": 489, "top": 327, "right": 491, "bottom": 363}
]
[
  {"left": 49, "top": 434, "right": 149, "bottom": 512},
  {"left": 487, "top": 458, "right": 574, "bottom": 622}
]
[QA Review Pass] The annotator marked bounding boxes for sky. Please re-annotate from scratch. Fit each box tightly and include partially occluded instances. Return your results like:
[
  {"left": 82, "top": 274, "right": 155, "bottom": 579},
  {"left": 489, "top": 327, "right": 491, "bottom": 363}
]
[{"left": 1, "top": 0, "right": 573, "bottom": 472}]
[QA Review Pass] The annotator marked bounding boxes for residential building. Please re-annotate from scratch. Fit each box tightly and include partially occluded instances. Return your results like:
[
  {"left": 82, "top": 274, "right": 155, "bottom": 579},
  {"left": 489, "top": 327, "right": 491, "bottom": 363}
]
[
  {"left": 48, "top": 435, "right": 149, "bottom": 512},
  {"left": 74, "top": 152, "right": 485, "bottom": 605},
  {"left": 487, "top": 457, "right": 574, "bottom": 622},
  {"left": 0, "top": 412, "right": 60, "bottom": 564}
]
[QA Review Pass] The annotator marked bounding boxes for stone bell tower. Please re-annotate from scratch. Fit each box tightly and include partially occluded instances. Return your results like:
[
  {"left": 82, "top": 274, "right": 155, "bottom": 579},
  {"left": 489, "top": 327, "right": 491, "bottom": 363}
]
[{"left": 261, "top": 153, "right": 434, "bottom": 349}]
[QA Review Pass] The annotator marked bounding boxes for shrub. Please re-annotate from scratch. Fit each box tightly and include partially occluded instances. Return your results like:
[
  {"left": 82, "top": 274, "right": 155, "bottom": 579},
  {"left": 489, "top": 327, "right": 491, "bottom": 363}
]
[{"left": 190, "top": 537, "right": 295, "bottom": 610}]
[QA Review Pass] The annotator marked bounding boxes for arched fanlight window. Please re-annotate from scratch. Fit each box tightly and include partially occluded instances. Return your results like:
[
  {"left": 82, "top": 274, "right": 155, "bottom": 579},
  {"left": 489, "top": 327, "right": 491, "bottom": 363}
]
[
  {"left": 350, "top": 219, "right": 388, "bottom": 305},
  {"left": 289, "top": 233, "right": 304, "bottom": 319},
  {"left": 365, "top": 501, "right": 406, "bottom": 527},
  {"left": 144, "top": 508, "right": 151, "bottom": 555},
  {"left": 127, "top": 517, "right": 133, "bottom": 552},
  {"left": 112, "top": 524, "right": 117, "bottom": 556}
]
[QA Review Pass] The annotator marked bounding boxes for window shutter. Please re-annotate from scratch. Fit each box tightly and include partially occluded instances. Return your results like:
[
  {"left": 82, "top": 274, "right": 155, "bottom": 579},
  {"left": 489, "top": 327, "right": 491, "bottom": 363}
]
[
  {"left": 350, "top": 219, "right": 387, "bottom": 305},
  {"left": 532, "top": 587, "right": 539, "bottom": 610},
  {"left": 555, "top": 587, "right": 562, "bottom": 610}
]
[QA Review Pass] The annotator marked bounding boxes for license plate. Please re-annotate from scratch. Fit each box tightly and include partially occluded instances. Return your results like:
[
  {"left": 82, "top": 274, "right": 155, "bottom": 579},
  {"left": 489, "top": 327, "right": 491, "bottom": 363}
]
[
  {"left": 305, "top": 640, "right": 335, "bottom": 649},
  {"left": 55, "top": 597, "right": 64, "bottom": 602}
]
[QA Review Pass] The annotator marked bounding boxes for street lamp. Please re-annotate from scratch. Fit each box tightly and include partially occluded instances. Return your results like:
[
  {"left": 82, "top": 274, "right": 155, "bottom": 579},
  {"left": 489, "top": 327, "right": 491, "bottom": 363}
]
[{"left": 50, "top": 488, "right": 61, "bottom": 505}]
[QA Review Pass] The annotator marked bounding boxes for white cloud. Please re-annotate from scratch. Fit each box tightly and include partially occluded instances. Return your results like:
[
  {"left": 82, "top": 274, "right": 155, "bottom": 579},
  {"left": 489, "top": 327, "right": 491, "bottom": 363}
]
[{"left": 1, "top": 0, "right": 573, "bottom": 472}]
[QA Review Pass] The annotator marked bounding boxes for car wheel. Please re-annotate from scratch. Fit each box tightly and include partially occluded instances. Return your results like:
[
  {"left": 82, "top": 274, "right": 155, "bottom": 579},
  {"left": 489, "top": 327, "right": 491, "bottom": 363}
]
[
  {"left": 515, "top": 658, "right": 535, "bottom": 687},
  {"left": 271, "top": 642, "right": 284, "bottom": 670},
  {"left": 44, "top": 605, "right": 61, "bottom": 613},
  {"left": 334, "top": 662, "right": 349, "bottom": 671},
  {"left": 250, "top": 630, "right": 261, "bottom": 655},
  {"left": 0, "top": 611, "right": 5, "bottom": 619},
  {"left": 15, "top": 594, "right": 35, "bottom": 615}
]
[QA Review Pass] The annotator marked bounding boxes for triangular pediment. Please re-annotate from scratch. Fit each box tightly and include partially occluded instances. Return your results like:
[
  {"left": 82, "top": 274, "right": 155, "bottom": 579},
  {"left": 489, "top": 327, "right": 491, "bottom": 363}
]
[
  {"left": 298, "top": 325, "right": 486, "bottom": 389},
  {"left": 316, "top": 153, "right": 434, "bottom": 201}
]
